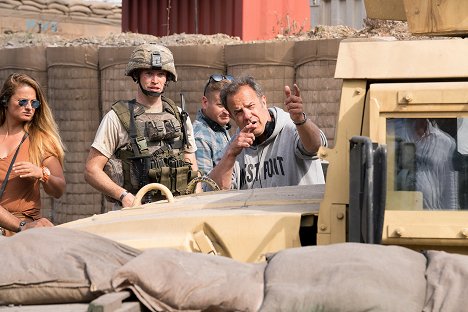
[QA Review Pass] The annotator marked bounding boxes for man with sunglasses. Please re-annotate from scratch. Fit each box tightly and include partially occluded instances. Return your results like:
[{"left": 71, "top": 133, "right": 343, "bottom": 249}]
[
  {"left": 209, "top": 76, "right": 327, "bottom": 190},
  {"left": 193, "top": 74, "right": 233, "bottom": 177}
]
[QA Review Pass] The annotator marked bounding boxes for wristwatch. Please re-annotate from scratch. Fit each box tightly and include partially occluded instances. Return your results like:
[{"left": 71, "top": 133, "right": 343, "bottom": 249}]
[
  {"left": 293, "top": 112, "right": 308, "bottom": 126},
  {"left": 40, "top": 166, "right": 51, "bottom": 183},
  {"left": 17, "top": 220, "right": 27, "bottom": 232}
]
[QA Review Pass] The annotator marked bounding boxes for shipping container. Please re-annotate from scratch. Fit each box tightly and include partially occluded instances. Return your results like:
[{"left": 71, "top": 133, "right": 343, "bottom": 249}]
[{"left": 122, "top": 0, "right": 310, "bottom": 41}]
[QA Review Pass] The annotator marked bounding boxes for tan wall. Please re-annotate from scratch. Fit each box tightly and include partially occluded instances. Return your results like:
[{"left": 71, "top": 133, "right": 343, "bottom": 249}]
[
  {"left": 0, "top": 40, "right": 342, "bottom": 223},
  {"left": 0, "top": 0, "right": 120, "bottom": 37}
]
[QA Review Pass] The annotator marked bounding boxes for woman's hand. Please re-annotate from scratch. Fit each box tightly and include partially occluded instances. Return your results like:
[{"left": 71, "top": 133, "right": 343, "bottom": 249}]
[
  {"left": 13, "top": 161, "right": 42, "bottom": 180},
  {"left": 23, "top": 218, "right": 54, "bottom": 230}
]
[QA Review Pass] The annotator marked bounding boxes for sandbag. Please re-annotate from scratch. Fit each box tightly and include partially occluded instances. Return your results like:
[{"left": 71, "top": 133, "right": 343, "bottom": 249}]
[
  {"left": 423, "top": 250, "right": 468, "bottom": 312},
  {"left": 260, "top": 243, "right": 427, "bottom": 312},
  {"left": 112, "top": 248, "right": 265, "bottom": 312},
  {"left": 0, "top": 227, "right": 141, "bottom": 305}
]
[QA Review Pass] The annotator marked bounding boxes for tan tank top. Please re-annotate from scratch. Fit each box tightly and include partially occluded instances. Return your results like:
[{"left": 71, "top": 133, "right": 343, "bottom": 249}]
[{"left": 0, "top": 137, "right": 41, "bottom": 220}]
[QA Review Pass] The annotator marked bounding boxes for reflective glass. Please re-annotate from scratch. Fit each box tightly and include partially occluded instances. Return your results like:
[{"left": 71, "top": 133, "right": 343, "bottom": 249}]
[
  {"left": 18, "top": 99, "right": 40, "bottom": 109},
  {"left": 203, "top": 74, "right": 234, "bottom": 95},
  {"left": 386, "top": 118, "right": 468, "bottom": 210}
]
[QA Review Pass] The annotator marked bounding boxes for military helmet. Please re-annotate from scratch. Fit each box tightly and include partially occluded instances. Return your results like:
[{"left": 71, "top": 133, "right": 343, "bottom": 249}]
[{"left": 125, "top": 43, "right": 177, "bottom": 82}]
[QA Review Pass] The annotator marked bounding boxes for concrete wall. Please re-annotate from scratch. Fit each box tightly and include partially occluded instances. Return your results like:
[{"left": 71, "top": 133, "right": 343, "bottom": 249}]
[{"left": 0, "top": 39, "right": 343, "bottom": 223}]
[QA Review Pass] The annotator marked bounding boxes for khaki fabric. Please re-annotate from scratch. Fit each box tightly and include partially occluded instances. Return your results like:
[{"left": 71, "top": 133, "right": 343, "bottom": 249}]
[
  {"left": 423, "top": 250, "right": 468, "bottom": 312},
  {"left": 259, "top": 243, "right": 427, "bottom": 312},
  {"left": 0, "top": 227, "right": 141, "bottom": 305},
  {"left": 112, "top": 248, "right": 265, "bottom": 312}
]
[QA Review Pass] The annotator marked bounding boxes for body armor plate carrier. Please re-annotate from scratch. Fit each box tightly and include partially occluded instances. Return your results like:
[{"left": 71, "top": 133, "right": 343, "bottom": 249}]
[{"left": 104, "top": 96, "right": 198, "bottom": 203}]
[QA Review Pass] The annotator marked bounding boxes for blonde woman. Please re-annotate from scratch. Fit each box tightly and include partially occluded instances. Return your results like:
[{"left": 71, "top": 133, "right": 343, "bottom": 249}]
[{"left": 0, "top": 73, "right": 66, "bottom": 236}]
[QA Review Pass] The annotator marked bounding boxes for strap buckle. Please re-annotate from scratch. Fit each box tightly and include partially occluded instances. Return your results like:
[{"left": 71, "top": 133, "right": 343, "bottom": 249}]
[{"left": 135, "top": 136, "right": 149, "bottom": 154}]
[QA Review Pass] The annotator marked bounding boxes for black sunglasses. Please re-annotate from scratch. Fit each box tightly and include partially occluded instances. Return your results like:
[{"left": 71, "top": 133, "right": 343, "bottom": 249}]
[
  {"left": 18, "top": 99, "right": 41, "bottom": 109},
  {"left": 203, "top": 74, "right": 234, "bottom": 96}
]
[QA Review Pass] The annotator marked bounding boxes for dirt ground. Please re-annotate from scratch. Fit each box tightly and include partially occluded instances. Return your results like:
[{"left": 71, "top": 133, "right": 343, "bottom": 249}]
[{"left": 0, "top": 19, "right": 425, "bottom": 49}]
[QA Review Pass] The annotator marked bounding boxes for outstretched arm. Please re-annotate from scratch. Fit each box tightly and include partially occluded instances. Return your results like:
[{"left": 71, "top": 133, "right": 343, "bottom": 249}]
[{"left": 284, "top": 84, "right": 323, "bottom": 154}]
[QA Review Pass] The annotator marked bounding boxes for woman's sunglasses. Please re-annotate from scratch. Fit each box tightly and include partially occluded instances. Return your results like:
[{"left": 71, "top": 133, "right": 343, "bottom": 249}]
[
  {"left": 203, "top": 74, "right": 234, "bottom": 96},
  {"left": 18, "top": 99, "right": 41, "bottom": 109}
]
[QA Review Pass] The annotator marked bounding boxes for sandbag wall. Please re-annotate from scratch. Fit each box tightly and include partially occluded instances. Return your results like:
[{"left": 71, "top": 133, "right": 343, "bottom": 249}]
[{"left": 0, "top": 39, "right": 342, "bottom": 223}]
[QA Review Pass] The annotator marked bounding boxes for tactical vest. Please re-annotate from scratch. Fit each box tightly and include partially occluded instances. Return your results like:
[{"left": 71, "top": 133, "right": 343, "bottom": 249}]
[{"left": 105, "top": 96, "right": 198, "bottom": 203}]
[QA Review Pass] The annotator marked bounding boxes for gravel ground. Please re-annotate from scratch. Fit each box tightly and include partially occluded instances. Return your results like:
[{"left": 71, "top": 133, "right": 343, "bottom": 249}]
[{"left": 0, "top": 19, "right": 425, "bottom": 49}]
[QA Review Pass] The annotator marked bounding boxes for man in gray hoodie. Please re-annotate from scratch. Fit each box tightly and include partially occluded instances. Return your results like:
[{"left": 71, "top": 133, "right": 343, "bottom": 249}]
[{"left": 209, "top": 76, "right": 327, "bottom": 190}]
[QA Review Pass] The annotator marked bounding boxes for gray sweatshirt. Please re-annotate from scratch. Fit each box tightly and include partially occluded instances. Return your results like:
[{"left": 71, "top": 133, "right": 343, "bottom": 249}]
[{"left": 231, "top": 107, "right": 325, "bottom": 189}]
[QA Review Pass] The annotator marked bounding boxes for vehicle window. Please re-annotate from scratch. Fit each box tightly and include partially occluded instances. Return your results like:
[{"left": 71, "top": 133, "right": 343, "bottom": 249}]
[{"left": 386, "top": 118, "right": 468, "bottom": 210}]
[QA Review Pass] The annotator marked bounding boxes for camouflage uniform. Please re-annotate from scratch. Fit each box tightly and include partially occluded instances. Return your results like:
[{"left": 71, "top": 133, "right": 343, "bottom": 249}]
[{"left": 92, "top": 43, "right": 198, "bottom": 205}]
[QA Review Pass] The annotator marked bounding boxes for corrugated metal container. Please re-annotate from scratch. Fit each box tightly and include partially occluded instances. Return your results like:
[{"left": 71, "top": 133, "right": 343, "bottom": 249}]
[
  {"left": 122, "top": 0, "right": 310, "bottom": 41},
  {"left": 310, "top": 0, "right": 366, "bottom": 29}
]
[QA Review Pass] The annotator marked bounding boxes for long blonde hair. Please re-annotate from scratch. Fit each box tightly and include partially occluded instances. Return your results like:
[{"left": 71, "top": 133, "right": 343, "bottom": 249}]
[{"left": 0, "top": 73, "right": 65, "bottom": 166}]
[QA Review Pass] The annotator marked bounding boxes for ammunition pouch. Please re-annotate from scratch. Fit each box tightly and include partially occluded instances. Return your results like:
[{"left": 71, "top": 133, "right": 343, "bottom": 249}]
[
  {"left": 147, "top": 149, "right": 198, "bottom": 197},
  {"left": 104, "top": 147, "right": 198, "bottom": 203},
  {"left": 146, "top": 120, "right": 182, "bottom": 142}
]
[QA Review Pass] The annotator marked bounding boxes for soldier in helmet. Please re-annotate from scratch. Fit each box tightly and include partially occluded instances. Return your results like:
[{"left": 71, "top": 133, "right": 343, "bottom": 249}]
[{"left": 85, "top": 43, "right": 199, "bottom": 208}]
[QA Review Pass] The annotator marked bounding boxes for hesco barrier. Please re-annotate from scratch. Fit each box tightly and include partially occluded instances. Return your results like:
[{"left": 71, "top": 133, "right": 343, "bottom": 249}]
[
  {"left": 98, "top": 46, "right": 135, "bottom": 116},
  {"left": 166, "top": 44, "right": 226, "bottom": 119},
  {"left": 46, "top": 46, "right": 100, "bottom": 224},
  {"left": 0, "top": 39, "right": 342, "bottom": 223},
  {"left": 225, "top": 41, "right": 296, "bottom": 108},
  {"left": 295, "top": 39, "right": 342, "bottom": 147}
]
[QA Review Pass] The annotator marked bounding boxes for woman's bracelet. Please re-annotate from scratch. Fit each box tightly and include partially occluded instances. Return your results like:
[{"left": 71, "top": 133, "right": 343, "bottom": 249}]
[{"left": 39, "top": 166, "right": 51, "bottom": 183}]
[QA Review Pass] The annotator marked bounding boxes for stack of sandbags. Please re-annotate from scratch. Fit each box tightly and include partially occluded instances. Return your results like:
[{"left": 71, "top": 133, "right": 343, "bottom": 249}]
[
  {"left": 0, "top": 227, "right": 141, "bottom": 305},
  {"left": 44, "top": 0, "right": 70, "bottom": 15},
  {"left": 0, "top": 0, "right": 22, "bottom": 9},
  {"left": 109, "top": 4, "right": 121, "bottom": 20},
  {"left": 4, "top": 231, "right": 468, "bottom": 311},
  {"left": 112, "top": 248, "right": 266, "bottom": 311},
  {"left": 68, "top": 0, "right": 92, "bottom": 17},
  {"left": 423, "top": 250, "right": 468, "bottom": 311},
  {"left": 0, "top": 0, "right": 122, "bottom": 20},
  {"left": 89, "top": 1, "right": 114, "bottom": 19},
  {"left": 68, "top": 0, "right": 121, "bottom": 19},
  {"left": 109, "top": 243, "right": 429, "bottom": 312},
  {"left": 259, "top": 243, "right": 427, "bottom": 312},
  {"left": 18, "top": 0, "right": 47, "bottom": 12}
]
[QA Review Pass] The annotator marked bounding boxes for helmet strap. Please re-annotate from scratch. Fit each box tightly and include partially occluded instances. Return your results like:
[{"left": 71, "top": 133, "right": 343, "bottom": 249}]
[{"left": 138, "top": 80, "right": 163, "bottom": 97}]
